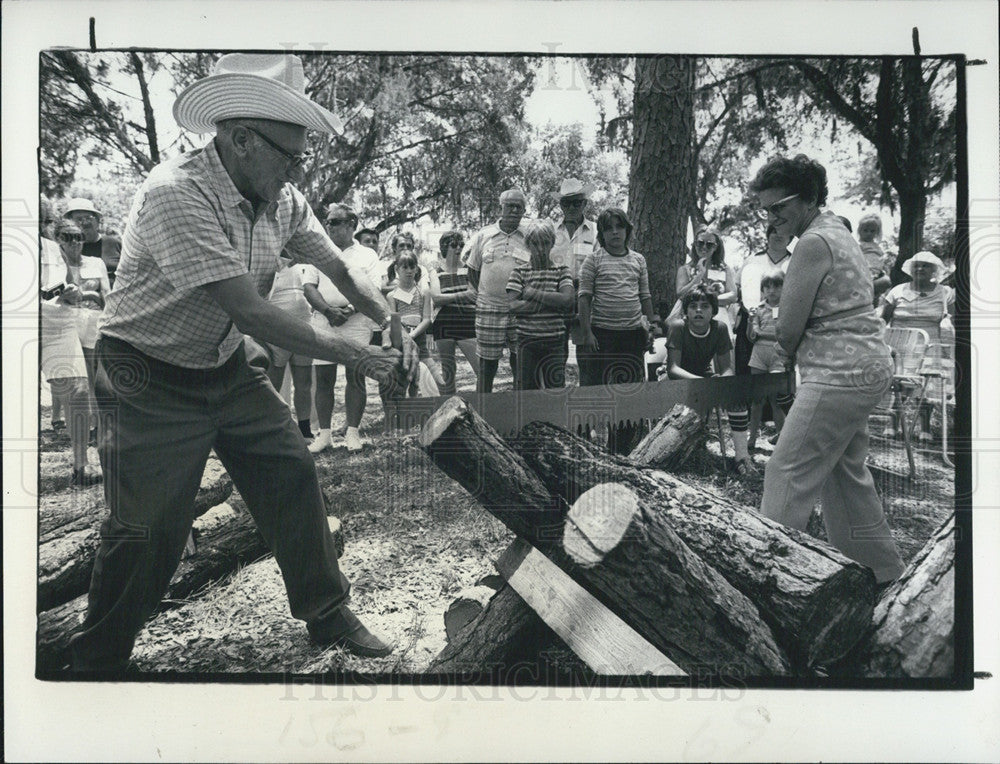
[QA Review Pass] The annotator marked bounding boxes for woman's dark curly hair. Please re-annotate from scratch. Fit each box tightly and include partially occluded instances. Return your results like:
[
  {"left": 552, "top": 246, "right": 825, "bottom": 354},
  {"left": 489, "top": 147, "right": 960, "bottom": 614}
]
[{"left": 749, "top": 154, "right": 829, "bottom": 207}]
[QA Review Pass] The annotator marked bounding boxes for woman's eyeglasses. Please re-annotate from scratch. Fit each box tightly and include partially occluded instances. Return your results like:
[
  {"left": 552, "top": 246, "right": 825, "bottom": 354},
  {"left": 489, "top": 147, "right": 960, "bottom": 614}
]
[
  {"left": 448, "top": 241, "right": 463, "bottom": 249},
  {"left": 696, "top": 239, "right": 717, "bottom": 249},
  {"left": 59, "top": 233, "right": 83, "bottom": 243},
  {"left": 755, "top": 193, "right": 798, "bottom": 221}
]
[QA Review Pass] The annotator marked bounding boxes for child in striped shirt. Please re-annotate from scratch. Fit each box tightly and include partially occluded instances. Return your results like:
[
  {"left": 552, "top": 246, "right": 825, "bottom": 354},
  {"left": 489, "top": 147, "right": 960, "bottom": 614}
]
[{"left": 506, "top": 219, "right": 575, "bottom": 390}]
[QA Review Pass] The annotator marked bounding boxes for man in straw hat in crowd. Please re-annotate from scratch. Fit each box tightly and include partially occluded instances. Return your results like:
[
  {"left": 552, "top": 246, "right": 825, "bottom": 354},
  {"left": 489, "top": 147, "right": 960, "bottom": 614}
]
[
  {"left": 549, "top": 178, "right": 599, "bottom": 369},
  {"left": 63, "top": 197, "right": 123, "bottom": 287},
  {"left": 68, "top": 53, "right": 418, "bottom": 672}
]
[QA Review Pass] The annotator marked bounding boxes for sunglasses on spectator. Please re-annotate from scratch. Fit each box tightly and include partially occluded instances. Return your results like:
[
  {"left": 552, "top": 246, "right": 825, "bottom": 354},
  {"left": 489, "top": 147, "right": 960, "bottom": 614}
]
[
  {"left": 696, "top": 239, "right": 717, "bottom": 248},
  {"left": 244, "top": 125, "right": 313, "bottom": 169},
  {"left": 756, "top": 193, "right": 798, "bottom": 220},
  {"left": 326, "top": 217, "right": 355, "bottom": 227},
  {"left": 560, "top": 199, "right": 587, "bottom": 208},
  {"left": 59, "top": 233, "right": 83, "bottom": 243},
  {"left": 448, "top": 241, "right": 464, "bottom": 248}
]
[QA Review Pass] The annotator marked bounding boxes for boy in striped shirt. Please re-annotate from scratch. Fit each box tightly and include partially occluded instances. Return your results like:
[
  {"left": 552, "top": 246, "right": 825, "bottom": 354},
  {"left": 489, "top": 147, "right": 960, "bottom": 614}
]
[{"left": 506, "top": 219, "right": 575, "bottom": 390}]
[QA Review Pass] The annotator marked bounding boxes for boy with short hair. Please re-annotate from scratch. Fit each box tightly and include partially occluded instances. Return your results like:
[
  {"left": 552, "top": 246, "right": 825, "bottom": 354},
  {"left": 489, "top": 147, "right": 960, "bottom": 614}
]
[{"left": 658, "top": 285, "right": 756, "bottom": 475}]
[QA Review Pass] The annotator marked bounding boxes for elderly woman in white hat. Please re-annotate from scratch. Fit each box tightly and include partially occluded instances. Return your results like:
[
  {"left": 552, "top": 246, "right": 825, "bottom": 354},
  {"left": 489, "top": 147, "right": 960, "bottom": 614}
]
[
  {"left": 68, "top": 53, "right": 417, "bottom": 673},
  {"left": 881, "top": 250, "right": 955, "bottom": 441},
  {"left": 63, "top": 197, "right": 123, "bottom": 287}
]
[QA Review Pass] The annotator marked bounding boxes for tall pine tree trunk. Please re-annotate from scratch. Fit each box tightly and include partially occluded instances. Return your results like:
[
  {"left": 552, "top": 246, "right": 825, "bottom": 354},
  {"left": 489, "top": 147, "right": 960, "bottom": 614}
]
[{"left": 628, "top": 56, "right": 696, "bottom": 316}]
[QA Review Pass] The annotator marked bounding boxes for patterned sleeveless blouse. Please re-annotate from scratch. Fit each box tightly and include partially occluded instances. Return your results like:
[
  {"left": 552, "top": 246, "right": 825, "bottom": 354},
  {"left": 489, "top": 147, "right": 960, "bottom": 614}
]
[{"left": 794, "top": 211, "right": 891, "bottom": 387}]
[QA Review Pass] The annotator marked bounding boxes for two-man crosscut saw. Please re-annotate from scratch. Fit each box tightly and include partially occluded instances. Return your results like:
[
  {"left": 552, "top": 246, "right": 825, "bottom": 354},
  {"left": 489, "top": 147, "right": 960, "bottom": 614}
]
[{"left": 384, "top": 371, "right": 793, "bottom": 436}]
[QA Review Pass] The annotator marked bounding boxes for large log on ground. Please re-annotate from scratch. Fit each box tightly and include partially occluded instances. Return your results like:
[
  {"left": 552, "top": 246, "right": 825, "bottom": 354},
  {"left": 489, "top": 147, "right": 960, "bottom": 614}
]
[
  {"left": 629, "top": 404, "right": 706, "bottom": 469},
  {"left": 512, "top": 421, "right": 876, "bottom": 669},
  {"left": 37, "top": 458, "right": 234, "bottom": 611},
  {"left": 38, "top": 457, "right": 232, "bottom": 540},
  {"left": 864, "top": 514, "right": 955, "bottom": 678},
  {"left": 419, "top": 397, "right": 789, "bottom": 676},
  {"left": 36, "top": 495, "right": 272, "bottom": 672}
]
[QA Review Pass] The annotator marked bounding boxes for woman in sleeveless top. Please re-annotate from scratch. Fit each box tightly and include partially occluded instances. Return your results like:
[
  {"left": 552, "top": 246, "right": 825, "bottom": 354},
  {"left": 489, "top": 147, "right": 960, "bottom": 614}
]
[
  {"left": 749, "top": 154, "right": 904, "bottom": 585},
  {"left": 428, "top": 231, "right": 479, "bottom": 394}
]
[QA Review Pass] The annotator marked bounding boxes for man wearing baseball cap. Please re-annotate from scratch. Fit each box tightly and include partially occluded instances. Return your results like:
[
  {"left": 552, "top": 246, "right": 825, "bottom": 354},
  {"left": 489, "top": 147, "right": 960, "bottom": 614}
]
[
  {"left": 68, "top": 53, "right": 418, "bottom": 672},
  {"left": 63, "top": 197, "right": 123, "bottom": 287}
]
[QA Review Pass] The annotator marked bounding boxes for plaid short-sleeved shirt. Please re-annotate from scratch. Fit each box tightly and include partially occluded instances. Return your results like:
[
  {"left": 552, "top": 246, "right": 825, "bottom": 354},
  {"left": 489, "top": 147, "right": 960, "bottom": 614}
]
[{"left": 99, "top": 139, "right": 343, "bottom": 368}]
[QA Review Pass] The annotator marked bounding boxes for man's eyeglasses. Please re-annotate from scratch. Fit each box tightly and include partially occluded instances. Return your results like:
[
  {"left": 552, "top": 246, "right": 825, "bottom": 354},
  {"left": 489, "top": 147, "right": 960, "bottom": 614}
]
[
  {"left": 755, "top": 193, "right": 798, "bottom": 220},
  {"left": 326, "top": 218, "right": 356, "bottom": 228},
  {"left": 244, "top": 125, "right": 313, "bottom": 169},
  {"left": 560, "top": 198, "right": 587, "bottom": 208},
  {"left": 59, "top": 233, "right": 83, "bottom": 243}
]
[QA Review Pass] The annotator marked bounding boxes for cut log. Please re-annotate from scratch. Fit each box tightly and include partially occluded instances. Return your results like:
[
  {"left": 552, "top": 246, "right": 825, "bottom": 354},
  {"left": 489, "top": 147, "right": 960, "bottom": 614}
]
[
  {"left": 419, "top": 397, "right": 790, "bottom": 676},
  {"left": 629, "top": 404, "right": 706, "bottom": 469},
  {"left": 864, "top": 514, "right": 955, "bottom": 678},
  {"left": 39, "top": 456, "right": 232, "bottom": 542},
  {"left": 444, "top": 585, "right": 502, "bottom": 642},
  {"left": 37, "top": 457, "right": 234, "bottom": 611},
  {"left": 512, "top": 421, "right": 876, "bottom": 670},
  {"left": 36, "top": 495, "right": 271, "bottom": 672},
  {"left": 430, "top": 583, "right": 566, "bottom": 677}
]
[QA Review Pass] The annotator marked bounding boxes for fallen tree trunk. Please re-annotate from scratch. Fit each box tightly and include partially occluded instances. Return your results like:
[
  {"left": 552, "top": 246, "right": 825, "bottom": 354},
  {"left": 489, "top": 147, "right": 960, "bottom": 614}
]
[
  {"left": 37, "top": 458, "right": 235, "bottom": 611},
  {"left": 864, "top": 514, "right": 955, "bottom": 678},
  {"left": 628, "top": 404, "right": 706, "bottom": 469},
  {"left": 420, "top": 397, "right": 790, "bottom": 676},
  {"left": 36, "top": 495, "right": 271, "bottom": 672},
  {"left": 39, "top": 457, "right": 232, "bottom": 541},
  {"left": 512, "top": 421, "right": 876, "bottom": 670}
]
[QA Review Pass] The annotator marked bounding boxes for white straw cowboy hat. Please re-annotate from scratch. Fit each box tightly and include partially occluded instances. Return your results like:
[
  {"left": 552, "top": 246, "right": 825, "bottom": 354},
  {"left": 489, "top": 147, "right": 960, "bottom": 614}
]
[
  {"left": 173, "top": 53, "right": 343, "bottom": 135},
  {"left": 902, "top": 251, "right": 945, "bottom": 278},
  {"left": 553, "top": 178, "right": 594, "bottom": 201},
  {"left": 64, "top": 198, "right": 102, "bottom": 217}
]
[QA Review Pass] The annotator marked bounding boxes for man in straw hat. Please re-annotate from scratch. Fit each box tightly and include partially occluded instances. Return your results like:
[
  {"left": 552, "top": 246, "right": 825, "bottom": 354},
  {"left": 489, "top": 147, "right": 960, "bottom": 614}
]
[
  {"left": 549, "top": 177, "right": 598, "bottom": 362},
  {"left": 68, "top": 54, "right": 418, "bottom": 672},
  {"left": 63, "top": 197, "right": 123, "bottom": 287}
]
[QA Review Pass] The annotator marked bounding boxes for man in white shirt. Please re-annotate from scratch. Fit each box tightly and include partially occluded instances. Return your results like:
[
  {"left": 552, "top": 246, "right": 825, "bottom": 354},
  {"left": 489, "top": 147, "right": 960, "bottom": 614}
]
[
  {"left": 304, "top": 204, "right": 388, "bottom": 453},
  {"left": 463, "top": 188, "right": 530, "bottom": 393}
]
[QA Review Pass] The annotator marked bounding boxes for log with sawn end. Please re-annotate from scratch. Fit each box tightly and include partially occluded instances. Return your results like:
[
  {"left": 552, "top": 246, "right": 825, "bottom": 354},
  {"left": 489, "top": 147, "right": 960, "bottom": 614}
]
[
  {"left": 512, "top": 421, "right": 876, "bottom": 670},
  {"left": 37, "top": 458, "right": 235, "bottom": 612},
  {"left": 419, "top": 396, "right": 790, "bottom": 676},
  {"left": 628, "top": 404, "right": 707, "bottom": 469},
  {"left": 36, "top": 495, "right": 273, "bottom": 672},
  {"left": 863, "top": 513, "right": 955, "bottom": 678}
]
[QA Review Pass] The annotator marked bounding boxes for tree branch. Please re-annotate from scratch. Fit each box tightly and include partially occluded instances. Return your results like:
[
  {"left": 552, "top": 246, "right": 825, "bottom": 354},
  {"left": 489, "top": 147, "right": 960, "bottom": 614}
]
[
  {"left": 790, "top": 60, "right": 879, "bottom": 145},
  {"left": 51, "top": 51, "right": 155, "bottom": 173},
  {"left": 129, "top": 52, "right": 160, "bottom": 165}
]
